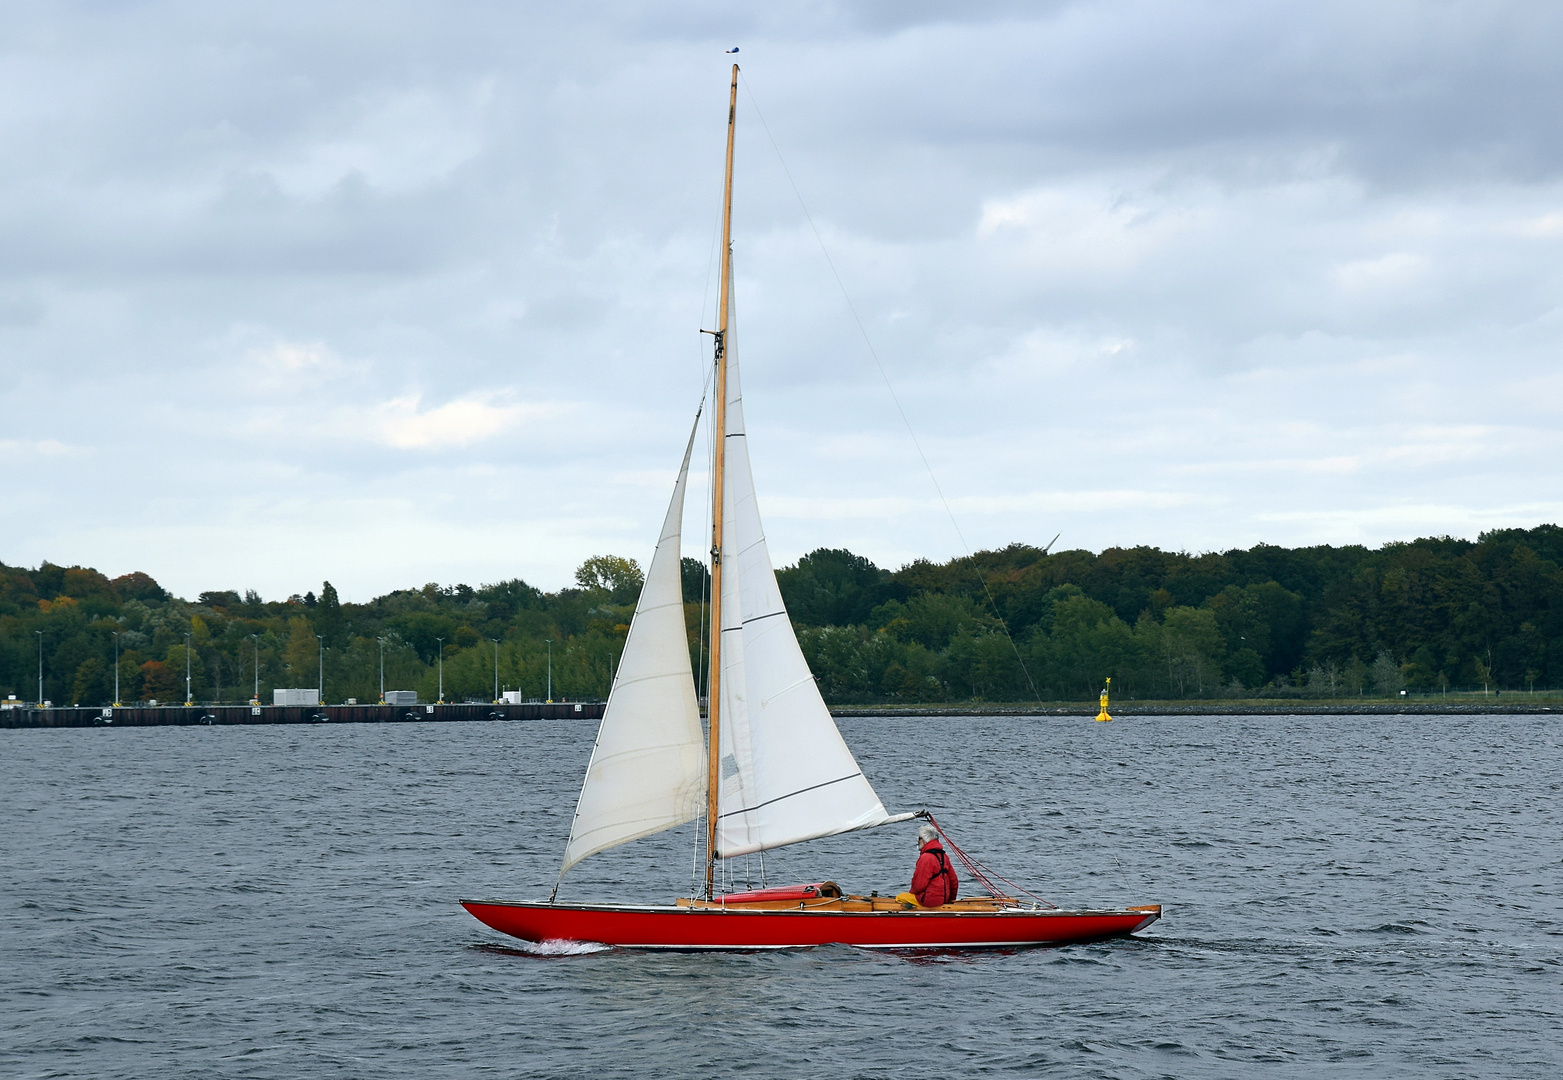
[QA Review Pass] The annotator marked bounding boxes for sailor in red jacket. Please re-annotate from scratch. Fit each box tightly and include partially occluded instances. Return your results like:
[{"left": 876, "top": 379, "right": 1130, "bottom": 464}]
[{"left": 909, "top": 824, "right": 959, "bottom": 907}]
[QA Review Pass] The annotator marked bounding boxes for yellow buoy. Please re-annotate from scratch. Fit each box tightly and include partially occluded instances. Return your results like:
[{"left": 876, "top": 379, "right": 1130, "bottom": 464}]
[{"left": 1095, "top": 676, "right": 1112, "bottom": 722}]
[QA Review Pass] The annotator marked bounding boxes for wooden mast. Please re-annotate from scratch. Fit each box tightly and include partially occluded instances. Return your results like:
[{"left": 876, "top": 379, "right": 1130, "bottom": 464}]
[{"left": 704, "top": 63, "right": 739, "bottom": 899}]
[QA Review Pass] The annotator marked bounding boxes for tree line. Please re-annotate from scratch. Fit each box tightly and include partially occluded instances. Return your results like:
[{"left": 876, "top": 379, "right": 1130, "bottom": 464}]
[
  {"left": 2, "top": 524, "right": 1558, "bottom": 706},
  {"left": 0, "top": 556, "right": 650, "bottom": 708},
  {"left": 780, "top": 525, "right": 1562, "bottom": 701}
]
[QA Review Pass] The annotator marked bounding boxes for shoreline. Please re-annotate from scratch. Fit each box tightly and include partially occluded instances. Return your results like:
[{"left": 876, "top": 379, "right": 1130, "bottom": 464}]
[
  {"left": 830, "top": 701, "right": 1560, "bottom": 717},
  {"left": 0, "top": 701, "right": 605, "bottom": 729},
  {"left": 5, "top": 700, "right": 1557, "bottom": 729}
]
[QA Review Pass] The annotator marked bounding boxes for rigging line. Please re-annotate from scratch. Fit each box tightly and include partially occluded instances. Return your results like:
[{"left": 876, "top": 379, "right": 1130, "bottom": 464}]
[
  {"left": 1111, "top": 853, "right": 1133, "bottom": 896},
  {"left": 697, "top": 545, "right": 709, "bottom": 700},
  {"left": 691, "top": 806, "right": 702, "bottom": 893},
  {"left": 738, "top": 72, "right": 1041, "bottom": 702},
  {"left": 696, "top": 347, "right": 716, "bottom": 887},
  {"left": 691, "top": 143, "right": 723, "bottom": 706},
  {"left": 697, "top": 148, "right": 726, "bottom": 385},
  {"left": 927, "top": 813, "right": 1056, "bottom": 908},
  {"left": 697, "top": 367, "right": 713, "bottom": 704},
  {"left": 698, "top": 215, "right": 734, "bottom": 712}
]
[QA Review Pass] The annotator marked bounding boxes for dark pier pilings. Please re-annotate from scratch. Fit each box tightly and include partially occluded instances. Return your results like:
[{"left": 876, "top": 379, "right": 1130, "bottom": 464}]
[{"left": 0, "top": 701, "right": 604, "bottom": 729}]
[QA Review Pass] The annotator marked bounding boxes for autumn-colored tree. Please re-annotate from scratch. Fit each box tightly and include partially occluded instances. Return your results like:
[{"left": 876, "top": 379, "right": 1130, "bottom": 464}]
[
  {"left": 112, "top": 571, "right": 165, "bottom": 602},
  {"left": 62, "top": 567, "right": 115, "bottom": 601},
  {"left": 139, "top": 660, "right": 179, "bottom": 702}
]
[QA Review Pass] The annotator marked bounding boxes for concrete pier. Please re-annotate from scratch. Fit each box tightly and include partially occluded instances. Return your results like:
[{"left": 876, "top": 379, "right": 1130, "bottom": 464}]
[{"left": 0, "top": 701, "right": 604, "bottom": 728}]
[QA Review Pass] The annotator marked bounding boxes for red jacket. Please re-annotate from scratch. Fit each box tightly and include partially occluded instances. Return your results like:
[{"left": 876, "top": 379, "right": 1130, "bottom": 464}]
[{"left": 910, "top": 839, "right": 958, "bottom": 907}]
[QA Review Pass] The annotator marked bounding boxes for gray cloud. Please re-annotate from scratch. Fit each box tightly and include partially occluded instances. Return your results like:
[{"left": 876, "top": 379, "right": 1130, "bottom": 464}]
[{"left": 0, "top": 1, "right": 1559, "bottom": 598}]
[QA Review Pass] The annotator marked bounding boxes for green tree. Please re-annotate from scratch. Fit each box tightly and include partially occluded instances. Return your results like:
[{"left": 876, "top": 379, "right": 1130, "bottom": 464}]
[
  {"left": 1344, "top": 656, "right": 1370, "bottom": 695},
  {"left": 796, "top": 625, "right": 876, "bottom": 701},
  {"left": 1371, "top": 650, "right": 1405, "bottom": 696},
  {"left": 390, "top": 611, "right": 458, "bottom": 663},
  {"left": 316, "top": 582, "right": 344, "bottom": 645},
  {"left": 1145, "top": 607, "right": 1226, "bottom": 697},
  {"left": 778, "top": 548, "right": 892, "bottom": 627},
  {"left": 71, "top": 657, "right": 111, "bottom": 705},
  {"left": 874, "top": 593, "right": 988, "bottom": 650},
  {"left": 116, "top": 651, "right": 144, "bottom": 703},
  {"left": 162, "top": 643, "right": 206, "bottom": 701},
  {"left": 575, "top": 555, "right": 644, "bottom": 603},
  {"left": 946, "top": 629, "right": 1026, "bottom": 700},
  {"left": 1306, "top": 660, "right": 1342, "bottom": 697},
  {"left": 1, "top": 521, "right": 1560, "bottom": 709},
  {"left": 1039, "top": 594, "right": 1142, "bottom": 698},
  {"left": 283, "top": 615, "right": 318, "bottom": 687},
  {"left": 682, "top": 557, "right": 711, "bottom": 604},
  {"left": 1206, "top": 581, "right": 1303, "bottom": 684}
]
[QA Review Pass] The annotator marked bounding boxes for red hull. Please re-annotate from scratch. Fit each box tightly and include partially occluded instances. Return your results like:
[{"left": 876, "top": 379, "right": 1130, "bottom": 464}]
[{"left": 460, "top": 899, "right": 1160, "bottom": 950}]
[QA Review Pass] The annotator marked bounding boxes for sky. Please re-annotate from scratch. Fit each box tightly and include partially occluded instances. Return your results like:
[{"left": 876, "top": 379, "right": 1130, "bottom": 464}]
[{"left": 2, "top": 1, "right": 1561, "bottom": 601}]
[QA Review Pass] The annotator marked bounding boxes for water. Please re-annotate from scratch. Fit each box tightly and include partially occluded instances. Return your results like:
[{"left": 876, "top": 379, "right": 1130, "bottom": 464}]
[{"left": 2, "top": 715, "right": 1558, "bottom": 1078}]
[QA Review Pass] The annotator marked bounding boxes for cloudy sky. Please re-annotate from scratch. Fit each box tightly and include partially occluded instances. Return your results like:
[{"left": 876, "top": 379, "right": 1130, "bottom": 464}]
[{"left": 2, "top": 1, "right": 1560, "bottom": 600}]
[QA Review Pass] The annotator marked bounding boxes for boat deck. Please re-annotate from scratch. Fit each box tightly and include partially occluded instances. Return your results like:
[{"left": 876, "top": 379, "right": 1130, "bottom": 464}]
[{"left": 676, "top": 893, "right": 1038, "bottom": 913}]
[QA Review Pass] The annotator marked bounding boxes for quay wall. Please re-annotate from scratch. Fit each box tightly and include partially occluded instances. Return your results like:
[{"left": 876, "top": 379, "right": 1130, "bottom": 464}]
[
  {"left": 0, "top": 701, "right": 604, "bottom": 729},
  {"left": 11, "top": 700, "right": 1552, "bottom": 728}
]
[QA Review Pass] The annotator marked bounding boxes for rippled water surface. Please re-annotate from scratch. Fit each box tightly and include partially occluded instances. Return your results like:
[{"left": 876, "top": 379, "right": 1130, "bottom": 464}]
[{"left": 3, "top": 714, "right": 1559, "bottom": 1078}]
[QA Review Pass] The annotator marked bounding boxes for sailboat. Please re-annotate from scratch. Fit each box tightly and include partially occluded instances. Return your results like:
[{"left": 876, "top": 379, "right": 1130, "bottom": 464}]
[{"left": 460, "top": 66, "right": 1161, "bottom": 950}]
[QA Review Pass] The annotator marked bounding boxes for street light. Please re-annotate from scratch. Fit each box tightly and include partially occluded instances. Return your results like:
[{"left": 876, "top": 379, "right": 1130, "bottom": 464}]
[
  {"left": 378, "top": 637, "right": 385, "bottom": 704},
  {"left": 317, "top": 634, "right": 324, "bottom": 706},
  {"left": 545, "top": 638, "right": 553, "bottom": 703},
  {"left": 251, "top": 634, "right": 259, "bottom": 705},
  {"left": 113, "top": 631, "right": 121, "bottom": 707},
  {"left": 184, "top": 632, "right": 193, "bottom": 706},
  {"left": 492, "top": 639, "right": 500, "bottom": 703},
  {"left": 436, "top": 637, "right": 445, "bottom": 704},
  {"left": 35, "top": 630, "right": 42, "bottom": 706}
]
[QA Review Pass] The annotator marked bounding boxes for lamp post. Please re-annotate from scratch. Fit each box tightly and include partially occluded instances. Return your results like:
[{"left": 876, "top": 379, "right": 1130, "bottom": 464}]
[
  {"left": 378, "top": 637, "right": 385, "bottom": 704},
  {"left": 35, "top": 630, "right": 42, "bottom": 705},
  {"left": 436, "top": 637, "right": 444, "bottom": 704},
  {"left": 545, "top": 638, "right": 553, "bottom": 703},
  {"left": 184, "top": 632, "right": 193, "bottom": 706},
  {"left": 317, "top": 635, "right": 324, "bottom": 705},
  {"left": 492, "top": 639, "right": 500, "bottom": 703},
  {"left": 112, "top": 631, "right": 121, "bottom": 707},
  {"left": 251, "top": 634, "right": 259, "bottom": 704}
]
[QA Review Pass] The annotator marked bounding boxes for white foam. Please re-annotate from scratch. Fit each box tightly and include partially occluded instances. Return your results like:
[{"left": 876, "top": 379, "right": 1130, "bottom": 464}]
[{"left": 516, "top": 937, "right": 612, "bottom": 956}]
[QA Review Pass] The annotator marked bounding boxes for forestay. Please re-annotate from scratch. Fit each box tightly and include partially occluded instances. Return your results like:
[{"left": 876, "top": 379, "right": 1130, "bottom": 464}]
[
  {"left": 714, "top": 342, "right": 906, "bottom": 858},
  {"left": 559, "top": 419, "right": 706, "bottom": 874}
]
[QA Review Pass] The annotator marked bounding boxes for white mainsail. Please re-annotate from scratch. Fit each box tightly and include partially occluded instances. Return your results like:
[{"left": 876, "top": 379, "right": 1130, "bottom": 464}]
[
  {"left": 714, "top": 342, "right": 905, "bottom": 859},
  {"left": 559, "top": 419, "right": 706, "bottom": 874}
]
